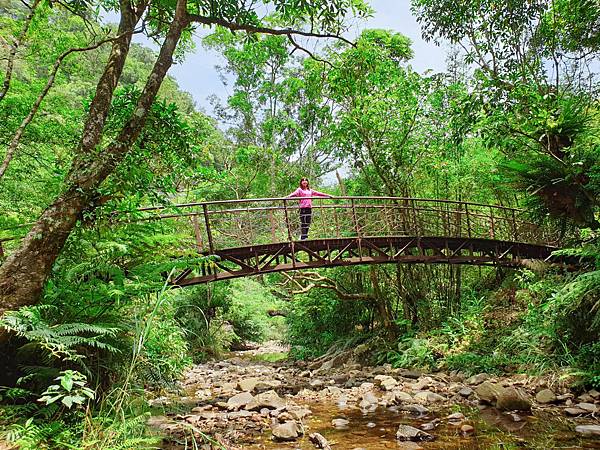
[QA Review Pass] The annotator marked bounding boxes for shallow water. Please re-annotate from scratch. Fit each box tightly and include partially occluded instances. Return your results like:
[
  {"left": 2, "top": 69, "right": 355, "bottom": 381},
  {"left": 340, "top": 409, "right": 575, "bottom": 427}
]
[{"left": 243, "top": 401, "right": 600, "bottom": 450}]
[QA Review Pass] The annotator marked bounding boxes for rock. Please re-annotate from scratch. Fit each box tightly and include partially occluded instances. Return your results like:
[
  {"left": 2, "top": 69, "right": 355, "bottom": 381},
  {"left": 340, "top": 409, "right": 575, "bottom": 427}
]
[
  {"left": 507, "top": 412, "right": 522, "bottom": 422},
  {"left": 575, "top": 425, "right": 600, "bottom": 437},
  {"left": 420, "top": 421, "right": 437, "bottom": 431},
  {"left": 446, "top": 412, "right": 466, "bottom": 422},
  {"left": 466, "top": 373, "right": 490, "bottom": 385},
  {"left": 535, "top": 389, "right": 556, "bottom": 404},
  {"left": 287, "top": 406, "right": 312, "bottom": 420},
  {"left": 475, "top": 382, "right": 531, "bottom": 410},
  {"left": 271, "top": 421, "right": 300, "bottom": 441},
  {"left": 575, "top": 402, "right": 598, "bottom": 413},
  {"left": 565, "top": 407, "right": 588, "bottom": 416},
  {"left": 227, "top": 391, "right": 254, "bottom": 410},
  {"left": 309, "top": 432, "right": 332, "bottom": 449},
  {"left": 359, "top": 391, "right": 379, "bottom": 409},
  {"left": 459, "top": 387, "right": 474, "bottom": 398},
  {"left": 461, "top": 424, "right": 474, "bottom": 434},
  {"left": 399, "top": 404, "right": 430, "bottom": 415},
  {"left": 577, "top": 393, "right": 595, "bottom": 403},
  {"left": 396, "top": 424, "right": 434, "bottom": 441},
  {"left": 310, "top": 379, "right": 325, "bottom": 388},
  {"left": 394, "top": 391, "right": 414, "bottom": 403},
  {"left": 381, "top": 378, "right": 399, "bottom": 391},
  {"left": 247, "top": 390, "right": 285, "bottom": 410},
  {"left": 414, "top": 391, "right": 446, "bottom": 404},
  {"left": 556, "top": 393, "right": 574, "bottom": 402},
  {"left": 496, "top": 386, "right": 531, "bottom": 411},
  {"left": 331, "top": 418, "right": 350, "bottom": 429},
  {"left": 475, "top": 381, "right": 503, "bottom": 404},
  {"left": 237, "top": 377, "right": 260, "bottom": 392},
  {"left": 412, "top": 377, "right": 434, "bottom": 391},
  {"left": 588, "top": 389, "right": 600, "bottom": 399},
  {"left": 399, "top": 369, "right": 423, "bottom": 379}
]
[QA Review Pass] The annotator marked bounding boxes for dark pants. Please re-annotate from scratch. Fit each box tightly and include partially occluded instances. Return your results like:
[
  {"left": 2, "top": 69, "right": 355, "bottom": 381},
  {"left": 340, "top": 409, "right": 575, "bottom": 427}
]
[{"left": 300, "top": 207, "right": 312, "bottom": 240}]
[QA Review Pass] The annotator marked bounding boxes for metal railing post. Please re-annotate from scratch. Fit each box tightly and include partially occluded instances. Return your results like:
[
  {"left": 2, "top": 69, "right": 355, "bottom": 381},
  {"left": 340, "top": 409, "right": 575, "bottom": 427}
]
[{"left": 202, "top": 204, "right": 214, "bottom": 254}]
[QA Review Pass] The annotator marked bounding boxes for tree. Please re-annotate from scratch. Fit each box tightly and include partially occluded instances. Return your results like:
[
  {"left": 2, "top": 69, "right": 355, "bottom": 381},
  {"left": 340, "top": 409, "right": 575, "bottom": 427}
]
[
  {"left": 0, "top": 0, "right": 370, "bottom": 321},
  {"left": 411, "top": 0, "right": 600, "bottom": 228}
]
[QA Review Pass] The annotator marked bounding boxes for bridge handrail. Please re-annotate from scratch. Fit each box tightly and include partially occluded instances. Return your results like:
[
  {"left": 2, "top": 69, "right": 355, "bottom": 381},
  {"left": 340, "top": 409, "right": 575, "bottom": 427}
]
[{"left": 135, "top": 196, "right": 526, "bottom": 213}]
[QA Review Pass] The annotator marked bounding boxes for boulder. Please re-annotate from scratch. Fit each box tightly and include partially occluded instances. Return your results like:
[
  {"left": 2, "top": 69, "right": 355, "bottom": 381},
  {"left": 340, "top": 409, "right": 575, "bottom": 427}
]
[
  {"left": 535, "top": 389, "right": 556, "bottom": 404},
  {"left": 247, "top": 390, "right": 285, "bottom": 410},
  {"left": 396, "top": 424, "right": 435, "bottom": 441},
  {"left": 271, "top": 421, "right": 300, "bottom": 441},
  {"left": 237, "top": 377, "right": 260, "bottom": 392},
  {"left": 393, "top": 391, "right": 414, "bottom": 403},
  {"left": 475, "top": 381, "right": 503, "bottom": 404},
  {"left": 227, "top": 391, "right": 254, "bottom": 410},
  {"left": 495, "top": 386, "right": 531, "bottom": 411}
]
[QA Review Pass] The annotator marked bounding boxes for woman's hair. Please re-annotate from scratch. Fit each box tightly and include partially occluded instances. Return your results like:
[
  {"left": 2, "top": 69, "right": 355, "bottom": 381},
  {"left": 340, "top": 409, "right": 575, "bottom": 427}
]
[{"left": 299, "top": 177, "right": 310, "bottom": 189}]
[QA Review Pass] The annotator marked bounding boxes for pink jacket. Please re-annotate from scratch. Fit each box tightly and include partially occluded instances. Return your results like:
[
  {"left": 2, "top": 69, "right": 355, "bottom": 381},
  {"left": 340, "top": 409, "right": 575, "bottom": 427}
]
[{"left": 286, "top": 188, "right": 330, "bottom": 208}]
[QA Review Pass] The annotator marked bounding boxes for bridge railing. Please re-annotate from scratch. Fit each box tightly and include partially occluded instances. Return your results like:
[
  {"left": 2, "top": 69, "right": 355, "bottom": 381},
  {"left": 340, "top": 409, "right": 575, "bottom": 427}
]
[{"left": 129, "top": 197, "right": 559, "bottom": 254}]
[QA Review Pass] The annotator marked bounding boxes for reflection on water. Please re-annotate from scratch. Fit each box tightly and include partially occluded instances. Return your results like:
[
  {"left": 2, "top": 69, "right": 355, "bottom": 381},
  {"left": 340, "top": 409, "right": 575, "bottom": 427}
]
[{"left": 244, "top": 402, "right": 599, "bottom": 450}]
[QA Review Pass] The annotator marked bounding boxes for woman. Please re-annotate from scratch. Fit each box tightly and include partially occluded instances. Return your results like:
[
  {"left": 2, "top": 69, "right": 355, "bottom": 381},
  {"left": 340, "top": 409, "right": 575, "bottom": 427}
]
[{"left": 286, "top": 177, "right": 332, "bottom": 240}]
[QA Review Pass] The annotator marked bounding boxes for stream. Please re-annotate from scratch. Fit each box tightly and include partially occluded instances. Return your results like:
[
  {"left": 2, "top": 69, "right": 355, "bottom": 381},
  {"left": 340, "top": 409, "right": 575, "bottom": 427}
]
[{"left": 149, "top": 342, "right": 600, "bottom": 449}]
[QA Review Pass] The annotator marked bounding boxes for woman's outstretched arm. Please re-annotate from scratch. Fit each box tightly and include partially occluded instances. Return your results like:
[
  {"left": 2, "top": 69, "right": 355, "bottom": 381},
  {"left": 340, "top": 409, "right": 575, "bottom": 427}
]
[
  {"left": 310, "top": 189, "right": 332, "bottom": 198},
  {"left": 286, "top": 188, "right": 301, "bottom": 198}
]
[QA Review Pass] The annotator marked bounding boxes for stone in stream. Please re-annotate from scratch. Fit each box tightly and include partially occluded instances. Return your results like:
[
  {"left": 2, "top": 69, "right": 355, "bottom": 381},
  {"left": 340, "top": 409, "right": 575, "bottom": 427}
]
[
  {"left": 271, "top": 421, "right": 301, "bottom": 441},
  {"left": 414, "top": 391, "right": 446, "bottom": 404},
  {"left": 535, "top": 389, "right": 557, "bottom": 404},
  {"left": 475, "top": 382, "right": 531, "bottom": 411},
  {"left": 246, "top": 390, "right": 286, "bottom": 410},
  {"left": 588, "top": 389, "right": 600, "bottom": 399},
  {"left": 565, "top": 407, "right": 588, "bottom": 416},
  {"left": 396, "top": 424, "right": 435, "bottom": 441},
  {"left": 575, "top": 425, "right": 600, "bottom": 437},
  {"left": 393, "top": 390, "right": 414, "bottom": 403},
  {"left": 237, "top": 377, "right": 260, "bottom": 392},
  {"left": 446, "top": 412, "right": 466, "bottom": 422},
  {"left": 576, "top": 402, "right": 598, "bottom": 413},
  {"left": 227, "top": 391, "right": 254, "bottom": 410},
  {"left": 331, "top": 418, "right": 350, "bottom": 429},
  {"left": 309, "top": 432, "right": 332, "bottom": 449},
  {"left": 398, "top": 404, "right": 430, "bottom": 415}
]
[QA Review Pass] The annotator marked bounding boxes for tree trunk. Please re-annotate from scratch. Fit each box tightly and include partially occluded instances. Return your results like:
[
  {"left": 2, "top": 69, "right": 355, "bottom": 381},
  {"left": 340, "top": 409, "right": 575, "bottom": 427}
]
[{"left": 0, "top": 0, "right": 188, "bottom": 319}]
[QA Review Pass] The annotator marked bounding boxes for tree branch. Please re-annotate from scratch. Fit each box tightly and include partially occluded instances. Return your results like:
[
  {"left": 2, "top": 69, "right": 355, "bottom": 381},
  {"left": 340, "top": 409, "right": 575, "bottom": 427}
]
[
  {"left": 0, "top": 33, "right": 131, "bottom": 181},
  {"left": 187, "top": 13, "right": 355, "bottom": 47},
  {"left": 0, "top": 0, "right": 42, "bottom": 103}
]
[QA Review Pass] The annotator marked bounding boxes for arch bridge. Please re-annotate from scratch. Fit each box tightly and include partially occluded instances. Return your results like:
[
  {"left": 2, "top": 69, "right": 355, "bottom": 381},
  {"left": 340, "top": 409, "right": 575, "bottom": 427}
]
[{"left": 129, "top": 197, "right": 562, "bottom": 286}]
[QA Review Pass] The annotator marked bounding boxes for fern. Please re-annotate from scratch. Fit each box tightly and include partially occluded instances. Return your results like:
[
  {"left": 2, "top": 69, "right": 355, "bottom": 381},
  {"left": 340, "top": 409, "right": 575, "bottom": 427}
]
[{"left": 1, "top": 305, "right": 120, "bottom": 363}]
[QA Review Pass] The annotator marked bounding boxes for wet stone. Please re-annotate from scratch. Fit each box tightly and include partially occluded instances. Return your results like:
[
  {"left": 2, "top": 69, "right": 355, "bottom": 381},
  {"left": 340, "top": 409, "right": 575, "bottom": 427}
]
[
  {"left": 331, "top": 418, "right": 350, "bottom": 429},
  {"left": 575, "top": 425, "right": 600, "bottom": 437},
  {"left": 396, "top": 424, "right": 435, "bottom": 441},
  {"left": 271, "top": 421, "right": 300, "bottom": 441}
]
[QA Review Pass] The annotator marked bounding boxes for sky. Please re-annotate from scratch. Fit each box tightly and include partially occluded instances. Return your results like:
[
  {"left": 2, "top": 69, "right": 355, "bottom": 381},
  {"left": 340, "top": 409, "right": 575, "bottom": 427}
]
[{"left": 118, "top": 0, "right": 449, "bottom": 112}]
